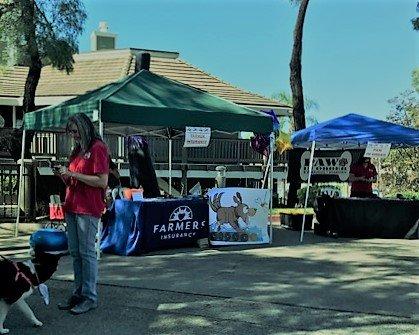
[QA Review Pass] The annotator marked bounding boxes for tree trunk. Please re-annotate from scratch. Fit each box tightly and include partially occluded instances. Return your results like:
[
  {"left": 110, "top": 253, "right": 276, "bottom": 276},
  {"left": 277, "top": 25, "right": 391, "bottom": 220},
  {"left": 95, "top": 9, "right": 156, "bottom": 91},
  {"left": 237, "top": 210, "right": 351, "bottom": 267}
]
[
  {"left": 287, "top": 0, "right": 310, "bottom": 207},
  {"left": 21, "top": 57, "right": 41, "bottom": 158},
  {"left": 9, "top": 0, "right": 41, "bottom": 160}
]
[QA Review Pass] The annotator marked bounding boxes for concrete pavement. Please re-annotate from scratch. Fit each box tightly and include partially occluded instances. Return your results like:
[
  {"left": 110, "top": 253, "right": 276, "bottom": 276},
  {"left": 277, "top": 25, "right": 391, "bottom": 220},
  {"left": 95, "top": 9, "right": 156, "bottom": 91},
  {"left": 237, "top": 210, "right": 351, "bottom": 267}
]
[{"left": 0, "top": 223, "right": 417, "bottom": 334}]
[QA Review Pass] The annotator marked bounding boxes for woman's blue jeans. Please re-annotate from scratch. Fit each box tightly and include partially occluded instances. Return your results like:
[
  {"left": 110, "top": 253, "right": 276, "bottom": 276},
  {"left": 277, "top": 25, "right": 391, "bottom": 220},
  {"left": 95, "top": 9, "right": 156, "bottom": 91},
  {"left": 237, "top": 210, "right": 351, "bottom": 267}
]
[{"left": 65, "top": 212, "right": 99, "bottom": 303}]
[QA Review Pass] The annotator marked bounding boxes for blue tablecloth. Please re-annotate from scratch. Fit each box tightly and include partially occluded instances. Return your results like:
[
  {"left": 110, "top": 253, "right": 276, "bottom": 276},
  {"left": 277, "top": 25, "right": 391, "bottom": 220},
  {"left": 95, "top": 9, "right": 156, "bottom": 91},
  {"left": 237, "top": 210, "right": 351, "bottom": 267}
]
[{"left": 101, "top": 197, "right": 209, "bottom": 255}]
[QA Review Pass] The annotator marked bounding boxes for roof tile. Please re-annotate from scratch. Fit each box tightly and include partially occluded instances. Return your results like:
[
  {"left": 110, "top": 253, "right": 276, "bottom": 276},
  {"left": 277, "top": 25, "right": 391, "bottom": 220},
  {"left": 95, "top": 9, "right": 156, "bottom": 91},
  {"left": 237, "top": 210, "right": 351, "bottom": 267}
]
[{"left": 0, "top": 49, "right": 288, "bottom": 109}]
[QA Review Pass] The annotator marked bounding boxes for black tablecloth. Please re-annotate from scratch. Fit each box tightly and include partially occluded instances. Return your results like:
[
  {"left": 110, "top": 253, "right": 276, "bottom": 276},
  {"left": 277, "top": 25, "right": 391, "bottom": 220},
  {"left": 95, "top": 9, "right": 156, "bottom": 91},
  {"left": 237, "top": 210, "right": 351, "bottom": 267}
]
[
  {"left": 101, "top": 197, "right": 209, "bottom": 255},
  {"left": 315, "top": 197, "right": 419, "bottom": 238}
]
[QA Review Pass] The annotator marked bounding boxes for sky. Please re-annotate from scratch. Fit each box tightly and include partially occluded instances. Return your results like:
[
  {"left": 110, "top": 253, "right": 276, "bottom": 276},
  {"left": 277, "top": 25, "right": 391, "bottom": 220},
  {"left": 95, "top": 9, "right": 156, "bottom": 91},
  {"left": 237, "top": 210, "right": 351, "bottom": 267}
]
[{"left": 79, "top": 0, "right": 418, "bottom": 122}]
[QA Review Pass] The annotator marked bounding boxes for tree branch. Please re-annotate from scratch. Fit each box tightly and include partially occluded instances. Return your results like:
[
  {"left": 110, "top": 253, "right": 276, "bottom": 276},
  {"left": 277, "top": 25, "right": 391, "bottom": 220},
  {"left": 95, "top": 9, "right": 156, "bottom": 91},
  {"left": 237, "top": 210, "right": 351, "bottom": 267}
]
[{"left": 33, "top": 0, "right": 56, "bottom": 39}]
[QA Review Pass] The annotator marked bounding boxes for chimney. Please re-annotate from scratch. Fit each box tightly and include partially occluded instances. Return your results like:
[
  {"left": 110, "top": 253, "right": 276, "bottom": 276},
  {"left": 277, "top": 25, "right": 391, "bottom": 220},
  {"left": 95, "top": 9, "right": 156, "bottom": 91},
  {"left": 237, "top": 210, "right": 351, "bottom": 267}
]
[
  {"left": 98, "top": 21, "right": 108, "bottom": 32},
  {"left": 135, "top": 52, "right": 150, "bottom": 72},
  {"left": 90, "top": 21, "right": 117, "bottom": 51}
]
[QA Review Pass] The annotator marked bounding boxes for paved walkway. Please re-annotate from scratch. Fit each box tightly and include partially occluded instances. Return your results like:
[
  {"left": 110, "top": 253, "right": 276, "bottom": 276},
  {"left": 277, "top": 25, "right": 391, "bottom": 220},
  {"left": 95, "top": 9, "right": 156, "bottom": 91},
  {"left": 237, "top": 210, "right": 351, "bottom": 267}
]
[{"left": 0, "top": 223, "right": 417, "bottom": 334}]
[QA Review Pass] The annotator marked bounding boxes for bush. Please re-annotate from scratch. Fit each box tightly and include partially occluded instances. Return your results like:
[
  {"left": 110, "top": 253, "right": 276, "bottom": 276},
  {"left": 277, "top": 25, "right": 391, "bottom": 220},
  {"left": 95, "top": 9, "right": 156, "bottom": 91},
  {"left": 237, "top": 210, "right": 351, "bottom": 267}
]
[
  {"left": 297, "top": 184, "right": 341, "bottom": 207},
  {"left": 385, "top": 191, "right": 419, "bottom": 200}
]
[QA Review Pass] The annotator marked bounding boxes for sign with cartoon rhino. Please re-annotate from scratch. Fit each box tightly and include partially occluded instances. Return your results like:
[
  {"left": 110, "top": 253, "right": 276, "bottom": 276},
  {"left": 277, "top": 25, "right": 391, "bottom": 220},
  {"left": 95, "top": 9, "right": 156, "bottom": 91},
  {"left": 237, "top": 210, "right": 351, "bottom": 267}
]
[{"left": 208, "top": 188, "right": 270, "bottom": 245}]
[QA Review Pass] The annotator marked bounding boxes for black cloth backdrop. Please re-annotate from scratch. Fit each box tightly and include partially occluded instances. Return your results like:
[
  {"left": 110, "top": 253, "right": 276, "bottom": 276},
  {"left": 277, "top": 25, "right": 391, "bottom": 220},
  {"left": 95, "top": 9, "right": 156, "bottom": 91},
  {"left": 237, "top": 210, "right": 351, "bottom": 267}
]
[{"left": 315, "top": 197, "right": 419, "bottom": 238}]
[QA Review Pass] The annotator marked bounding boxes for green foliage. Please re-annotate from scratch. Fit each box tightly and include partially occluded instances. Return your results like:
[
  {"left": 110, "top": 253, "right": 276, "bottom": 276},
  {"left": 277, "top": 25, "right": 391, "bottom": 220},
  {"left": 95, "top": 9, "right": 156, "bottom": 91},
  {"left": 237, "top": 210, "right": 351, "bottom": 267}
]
[
  {"left": 412, "top": 68, "right": 419, "bottom": 93},
  {"left": 386, "top": 89, "right": 419, "bottom": 128},
  {"left": 411, "top": 2, "right": 418, "bottom": 30},
  {"left": 0, "top": 0, "right": 87, "bottom": 72},
  {"left": 381, "top": 89, "right": 419, "bottom": 196},
  {"left": 296, "top": 184, "right": 341, "bottom": 207},
  {"left": 412, "top": 17, "right": 419, "bottom": 30},
  {"left": 271, "top": 91, "right": 319, "bottom": 130},
  {"left": 0, "top": 175, "right": 17, "bottom": 196},
  {"left": 385, "top": 191, "right": 419, "bottom": 200}
]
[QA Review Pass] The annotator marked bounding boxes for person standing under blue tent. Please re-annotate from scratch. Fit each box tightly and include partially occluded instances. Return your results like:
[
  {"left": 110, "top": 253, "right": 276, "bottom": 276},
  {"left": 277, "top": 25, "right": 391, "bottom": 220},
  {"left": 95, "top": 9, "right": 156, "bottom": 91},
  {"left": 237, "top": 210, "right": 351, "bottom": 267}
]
[
  {"left": 348, "top": 157, "right": 377, "bottom": 198},
  {"left": 53, "top": 113, "right": 109, "bottom": 315}
]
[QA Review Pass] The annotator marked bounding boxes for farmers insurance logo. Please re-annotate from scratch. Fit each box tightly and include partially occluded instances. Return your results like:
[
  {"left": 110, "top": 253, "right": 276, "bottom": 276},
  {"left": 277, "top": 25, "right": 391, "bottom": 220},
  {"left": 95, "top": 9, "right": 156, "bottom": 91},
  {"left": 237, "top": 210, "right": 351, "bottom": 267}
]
[
  {"left": 300, "top": 151, "right": 352, "bottom": 181},
  {"left": 153, "top": 206, "right": 206, "bottom": 240}
]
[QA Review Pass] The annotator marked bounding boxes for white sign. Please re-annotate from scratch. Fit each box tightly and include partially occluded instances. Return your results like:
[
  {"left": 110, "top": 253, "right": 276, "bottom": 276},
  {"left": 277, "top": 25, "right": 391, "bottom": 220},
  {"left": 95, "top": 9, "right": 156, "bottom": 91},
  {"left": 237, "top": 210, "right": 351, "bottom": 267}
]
[
  {"left": 208, "top": 187, "right": 270, "bottom": 246},
  {"left": 364, "top": 142, "right": 391, "bottom": 159},
  {"left": 300, "top": 151, "right": 352, "bottom": 181},
  {"left": 184, "top": 127, "right": 211, "bottom": 147}
]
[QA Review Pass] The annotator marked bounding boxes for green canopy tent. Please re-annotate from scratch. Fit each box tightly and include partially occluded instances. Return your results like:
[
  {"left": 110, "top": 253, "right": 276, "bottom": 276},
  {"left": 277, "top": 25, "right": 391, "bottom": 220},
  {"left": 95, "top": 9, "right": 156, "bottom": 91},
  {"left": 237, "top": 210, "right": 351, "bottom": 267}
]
[
  {"left": 23, "top": 70, "right": 273, "bottom": 133},
  {"left": 17, "top": 70, "right": 275, "bottom": 237}
]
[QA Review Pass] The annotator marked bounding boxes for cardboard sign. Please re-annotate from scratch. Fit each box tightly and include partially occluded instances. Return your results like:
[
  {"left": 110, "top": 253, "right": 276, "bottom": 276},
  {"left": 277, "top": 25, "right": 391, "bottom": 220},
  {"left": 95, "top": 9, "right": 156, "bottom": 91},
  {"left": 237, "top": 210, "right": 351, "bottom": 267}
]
[
  {"left": 184, "top": 127, "right": 211, "bottom": 147},
  {"left": 364, "top": 142, "right": 391, "bottom": 159}
]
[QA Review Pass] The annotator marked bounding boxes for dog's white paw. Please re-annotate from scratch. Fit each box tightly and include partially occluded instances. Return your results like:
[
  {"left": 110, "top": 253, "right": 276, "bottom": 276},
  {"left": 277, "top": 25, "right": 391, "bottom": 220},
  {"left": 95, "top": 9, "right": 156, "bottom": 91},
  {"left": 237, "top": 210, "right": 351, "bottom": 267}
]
[
  {"left": 0, "top": 328, "right": 10, "bottom": 334},
  {"left": 32, "top": 320, "right": 43, "bottom": 327}
]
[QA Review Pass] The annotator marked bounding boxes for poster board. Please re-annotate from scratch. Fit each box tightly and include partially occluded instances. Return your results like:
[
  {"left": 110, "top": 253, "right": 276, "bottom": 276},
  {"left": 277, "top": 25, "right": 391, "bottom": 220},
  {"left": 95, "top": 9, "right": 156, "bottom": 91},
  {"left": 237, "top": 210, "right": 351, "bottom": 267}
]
[
  {"left": 184, "top": 126, "right": 211, "bottom": 147},
  {"left": 364, "top": 142, "right": 391, "bottom": 159},
  {"left": 208, "top": 187, "right": 269, "bottom": 245}
]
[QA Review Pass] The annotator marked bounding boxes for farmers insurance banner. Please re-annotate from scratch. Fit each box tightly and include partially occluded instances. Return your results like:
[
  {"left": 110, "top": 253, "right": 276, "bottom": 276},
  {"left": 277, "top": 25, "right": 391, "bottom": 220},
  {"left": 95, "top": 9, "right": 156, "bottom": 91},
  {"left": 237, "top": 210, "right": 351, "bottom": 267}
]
[
  {"left": 287, "top": 149, "right": 364, "bottom": 183},
  {"left": 208, "top": 188, "right": 270, "bottom": 246}
]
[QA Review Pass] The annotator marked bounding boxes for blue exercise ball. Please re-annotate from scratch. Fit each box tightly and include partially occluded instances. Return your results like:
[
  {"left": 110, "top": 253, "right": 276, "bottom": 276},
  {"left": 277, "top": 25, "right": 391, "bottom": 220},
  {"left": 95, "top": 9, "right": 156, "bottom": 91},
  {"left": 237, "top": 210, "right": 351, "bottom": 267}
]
[{"left": 30, "top": 228, "right": 68, "bottom": 254}]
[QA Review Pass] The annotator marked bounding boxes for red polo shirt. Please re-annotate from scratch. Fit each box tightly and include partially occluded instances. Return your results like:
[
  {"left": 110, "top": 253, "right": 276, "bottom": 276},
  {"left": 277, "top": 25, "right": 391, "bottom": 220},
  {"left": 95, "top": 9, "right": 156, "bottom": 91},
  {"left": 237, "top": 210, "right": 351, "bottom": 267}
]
[
  {"left": 64, "top": 140, "right": 109, "bottom": 218},
  {"left": 350, "top": 163, "right": 377, "bottom": 194}
]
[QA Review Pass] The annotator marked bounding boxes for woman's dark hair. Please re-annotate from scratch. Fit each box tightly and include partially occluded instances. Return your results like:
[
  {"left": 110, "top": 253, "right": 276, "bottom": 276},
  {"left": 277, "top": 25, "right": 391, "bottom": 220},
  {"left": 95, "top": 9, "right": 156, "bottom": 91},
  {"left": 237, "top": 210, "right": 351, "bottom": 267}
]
[
  {"left": 357, "top": 156, "right": 371, "bottom": 164},
  {"left": 109, "top": 157, "right": 117, "bottom": 170},
  {"left": 66, "top": 113, "right": 102, "bottom": 158}
]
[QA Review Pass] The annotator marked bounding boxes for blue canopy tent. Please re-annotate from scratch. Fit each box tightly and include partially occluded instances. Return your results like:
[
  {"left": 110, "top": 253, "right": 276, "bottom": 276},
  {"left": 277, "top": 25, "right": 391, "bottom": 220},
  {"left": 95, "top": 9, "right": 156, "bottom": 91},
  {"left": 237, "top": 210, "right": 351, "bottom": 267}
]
[
  {"left": 292, "top": 113, "right": 419, "bottom": 149},
  {"left": 291, "top": 113, "right": 419, "bottom": 241}
]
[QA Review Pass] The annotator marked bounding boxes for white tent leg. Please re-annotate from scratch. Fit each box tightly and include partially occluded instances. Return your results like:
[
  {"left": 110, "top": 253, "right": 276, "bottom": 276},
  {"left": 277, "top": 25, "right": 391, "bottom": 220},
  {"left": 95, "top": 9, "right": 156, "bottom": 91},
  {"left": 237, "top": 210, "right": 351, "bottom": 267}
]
[
  {"left": 12, "top": 106, "right": 17, "bottom": 128},
  {"left": 99, "top": 119, "right": 104, "bottom": 138},
  {"left": 15, "top": 129, "right": 26, "bottom": 237},
  {"left": 300, "top": 140, "right": 316, "bottom": 243},
  {"left": 262, "top": 151, "right": 272, "bottom": 189},
  {"left": 268, "top": 132, "right": 275, "bottom": 244},
  {"left": 168, "top": 138, "right": 172, "bottom": 195}
]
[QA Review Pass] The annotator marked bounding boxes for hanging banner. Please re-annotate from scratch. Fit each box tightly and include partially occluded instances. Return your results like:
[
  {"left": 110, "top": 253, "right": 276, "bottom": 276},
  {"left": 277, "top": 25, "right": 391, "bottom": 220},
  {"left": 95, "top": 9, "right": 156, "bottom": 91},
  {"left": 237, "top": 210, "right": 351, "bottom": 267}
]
[
  {"left": 208, "top": 187, "right": 270, "bottom": 246},
  {"left": 364, "top": 142, "right": 391, "bottom": 159},
  {"left": 287, "top": 149, "right": 364, "bottom": 183},
  {"left": 184, "top": 126, "right": 211, "bottom": 147},
  {"left": 300, "top": 150, "right": 352, "bottom": 181}
]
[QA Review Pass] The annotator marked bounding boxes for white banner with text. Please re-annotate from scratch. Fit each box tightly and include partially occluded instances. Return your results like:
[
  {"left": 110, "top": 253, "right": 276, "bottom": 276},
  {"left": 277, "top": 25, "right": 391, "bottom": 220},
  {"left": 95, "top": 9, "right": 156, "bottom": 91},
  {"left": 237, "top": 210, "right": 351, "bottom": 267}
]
[{"left": 184, "top": 126, "right": 211, "bottom": 147}]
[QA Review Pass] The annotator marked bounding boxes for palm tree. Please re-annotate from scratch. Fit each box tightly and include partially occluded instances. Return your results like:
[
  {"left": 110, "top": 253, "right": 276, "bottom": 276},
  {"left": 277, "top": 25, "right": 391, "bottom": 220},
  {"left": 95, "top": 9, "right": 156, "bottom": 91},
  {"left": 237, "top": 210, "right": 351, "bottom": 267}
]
[{"left": 271, "top": 91, "right": 318, "bottom": 129}]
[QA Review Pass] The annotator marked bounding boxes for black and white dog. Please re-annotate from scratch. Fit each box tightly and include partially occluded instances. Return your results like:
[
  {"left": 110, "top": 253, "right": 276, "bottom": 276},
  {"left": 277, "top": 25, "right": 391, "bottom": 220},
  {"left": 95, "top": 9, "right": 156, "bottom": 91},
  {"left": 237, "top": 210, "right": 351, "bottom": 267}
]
[{"left": 0, "top": 251, "right": 61, "bottom": 334}]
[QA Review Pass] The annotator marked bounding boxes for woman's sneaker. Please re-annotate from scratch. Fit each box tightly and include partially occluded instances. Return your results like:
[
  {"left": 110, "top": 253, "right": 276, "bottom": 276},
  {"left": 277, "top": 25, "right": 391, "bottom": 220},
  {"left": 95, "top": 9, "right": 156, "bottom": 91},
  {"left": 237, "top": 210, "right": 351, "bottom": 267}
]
[
  {"left": 57, "top": 295, "right": 83, "bottom": 310},
  {"left": 70, "top": 299, "right": 98, "bottom": 315}
]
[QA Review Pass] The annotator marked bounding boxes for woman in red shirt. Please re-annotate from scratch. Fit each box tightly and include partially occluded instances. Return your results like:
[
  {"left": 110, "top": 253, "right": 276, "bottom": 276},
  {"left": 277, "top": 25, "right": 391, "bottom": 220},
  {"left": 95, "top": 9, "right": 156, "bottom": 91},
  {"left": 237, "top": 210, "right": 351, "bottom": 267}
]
[
  {"left": 349, "top": 157, "right": 377, "bottom": 198},
  {"left": 54, "top": 113, "right": 109, "bottom": 315}
]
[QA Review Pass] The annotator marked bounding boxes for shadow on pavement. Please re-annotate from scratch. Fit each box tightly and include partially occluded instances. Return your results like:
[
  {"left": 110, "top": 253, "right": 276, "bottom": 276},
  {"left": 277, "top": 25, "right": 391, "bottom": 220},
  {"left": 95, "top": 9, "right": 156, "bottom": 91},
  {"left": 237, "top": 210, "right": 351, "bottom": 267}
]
[{"left": 2, "top": 224, "right": 417, "bottom": 334}]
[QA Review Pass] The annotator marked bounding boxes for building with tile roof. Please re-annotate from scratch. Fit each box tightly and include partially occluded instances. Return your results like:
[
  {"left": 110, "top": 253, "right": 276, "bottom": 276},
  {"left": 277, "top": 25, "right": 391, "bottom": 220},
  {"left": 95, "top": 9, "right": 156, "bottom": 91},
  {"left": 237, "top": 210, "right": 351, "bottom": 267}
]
[
  {"left": 0, "top": 48, "right": 290, "bottom": 127},
  {"left": 0, "top": 23, "right": 290, "bottom": 210}
]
